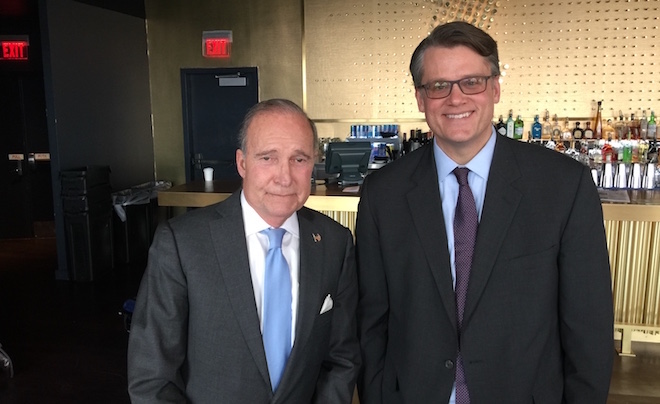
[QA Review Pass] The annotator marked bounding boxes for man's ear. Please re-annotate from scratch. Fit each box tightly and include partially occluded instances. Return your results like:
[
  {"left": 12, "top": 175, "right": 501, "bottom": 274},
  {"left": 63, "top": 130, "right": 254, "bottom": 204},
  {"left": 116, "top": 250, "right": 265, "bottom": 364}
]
[{"left": 236, "top": 149, "right": 246, "bottom": 178}]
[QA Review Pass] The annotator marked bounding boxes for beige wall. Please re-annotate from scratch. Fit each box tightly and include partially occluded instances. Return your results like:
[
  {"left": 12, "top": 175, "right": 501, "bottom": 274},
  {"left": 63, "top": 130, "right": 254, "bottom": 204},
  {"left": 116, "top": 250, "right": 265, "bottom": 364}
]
[
  {"left": 146, "top": 0, "right": 660, "bottom": 184},
  {"left": 145, "top": 0, "right": 304, "bottom": 185}
]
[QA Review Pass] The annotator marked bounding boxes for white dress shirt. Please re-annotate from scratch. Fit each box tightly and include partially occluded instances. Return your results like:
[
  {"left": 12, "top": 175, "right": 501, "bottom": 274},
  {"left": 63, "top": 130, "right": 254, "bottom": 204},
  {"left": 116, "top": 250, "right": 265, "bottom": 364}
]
[{"left": 240, "top": 192, "right": 300, "bottom": 347}]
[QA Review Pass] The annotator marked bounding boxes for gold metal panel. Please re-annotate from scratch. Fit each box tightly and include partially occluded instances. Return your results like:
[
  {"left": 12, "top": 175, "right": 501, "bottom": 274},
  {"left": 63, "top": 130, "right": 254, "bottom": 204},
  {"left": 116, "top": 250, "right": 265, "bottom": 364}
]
[
  {"left": 319, "top": 210, "right": 358, "bottom": 235},
  {"left": 607, "top": 219, "right": 660, "bottom": 327}
]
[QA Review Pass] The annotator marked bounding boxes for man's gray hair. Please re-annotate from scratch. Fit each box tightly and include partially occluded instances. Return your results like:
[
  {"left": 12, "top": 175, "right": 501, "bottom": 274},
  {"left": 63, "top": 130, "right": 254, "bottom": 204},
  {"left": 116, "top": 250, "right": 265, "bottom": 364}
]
[{"left": 237, "top": 99, "right": 318, "bottom": 154}]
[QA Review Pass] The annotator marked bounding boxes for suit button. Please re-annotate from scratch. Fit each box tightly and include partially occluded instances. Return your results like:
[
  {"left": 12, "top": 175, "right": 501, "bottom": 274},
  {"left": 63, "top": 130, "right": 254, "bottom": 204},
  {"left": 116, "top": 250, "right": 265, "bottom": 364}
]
[{"left": 445, "top": 360, "right": 454, "bottom": 369}]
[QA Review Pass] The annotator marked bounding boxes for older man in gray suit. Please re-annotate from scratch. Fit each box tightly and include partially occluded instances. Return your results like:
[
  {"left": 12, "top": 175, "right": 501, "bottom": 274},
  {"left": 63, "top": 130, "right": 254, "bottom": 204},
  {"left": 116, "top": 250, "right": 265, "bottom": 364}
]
[{"left": 128, "top": 99, "right": 360, "bottom": 403}]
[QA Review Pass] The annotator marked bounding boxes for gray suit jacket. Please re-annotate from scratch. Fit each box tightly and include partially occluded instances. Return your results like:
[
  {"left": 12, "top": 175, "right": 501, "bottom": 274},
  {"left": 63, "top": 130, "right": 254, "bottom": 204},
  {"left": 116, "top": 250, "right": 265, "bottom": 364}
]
[
  {"left": 356, "top": 134, "right": 614, "bottom": 403},
  {"left": 128, "top": 191, "right": 360, "bottom": 403}
]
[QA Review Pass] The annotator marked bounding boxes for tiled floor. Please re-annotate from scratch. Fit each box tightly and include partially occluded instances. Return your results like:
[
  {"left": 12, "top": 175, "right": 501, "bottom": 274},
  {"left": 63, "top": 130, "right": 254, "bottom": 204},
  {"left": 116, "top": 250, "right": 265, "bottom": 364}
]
[{"left": 1, "top": 237, "right": 659, "bottom": 403}]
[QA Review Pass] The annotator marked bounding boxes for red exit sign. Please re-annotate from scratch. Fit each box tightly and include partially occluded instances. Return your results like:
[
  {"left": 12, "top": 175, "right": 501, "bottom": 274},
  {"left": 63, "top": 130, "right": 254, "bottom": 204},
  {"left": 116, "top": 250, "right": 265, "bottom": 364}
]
[
  {"left": 205, "top": 39, "right": 230, "bottom": 58},
  {"left": 202, "top": 30, "right": 232, "bottom": 59},
  {"left": 0, "top": 36, "right": 29, "bottom": 61}
]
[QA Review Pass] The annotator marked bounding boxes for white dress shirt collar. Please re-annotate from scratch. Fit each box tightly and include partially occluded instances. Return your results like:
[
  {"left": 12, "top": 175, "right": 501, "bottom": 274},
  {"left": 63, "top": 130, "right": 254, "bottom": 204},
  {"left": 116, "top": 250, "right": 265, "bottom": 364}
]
[{"left": 240, "top": 192, "right": 300, "bottom": 237}]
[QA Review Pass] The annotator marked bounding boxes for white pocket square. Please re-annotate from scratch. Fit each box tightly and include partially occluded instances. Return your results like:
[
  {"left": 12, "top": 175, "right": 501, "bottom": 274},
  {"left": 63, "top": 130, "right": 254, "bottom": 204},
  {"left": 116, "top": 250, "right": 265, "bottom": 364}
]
[{"left": 319, "top": 294, "right": 333, "bottom": 314}]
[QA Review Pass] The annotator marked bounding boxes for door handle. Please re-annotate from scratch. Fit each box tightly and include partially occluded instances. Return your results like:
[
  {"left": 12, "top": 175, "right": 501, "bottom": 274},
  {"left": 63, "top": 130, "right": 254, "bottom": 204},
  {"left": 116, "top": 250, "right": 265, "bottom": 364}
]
[
  {"left": 8, "top": 153, "right": 24, "bottom": 176},
  {"left": 27, "top": 153, "right": 36, "bottom": 171}
]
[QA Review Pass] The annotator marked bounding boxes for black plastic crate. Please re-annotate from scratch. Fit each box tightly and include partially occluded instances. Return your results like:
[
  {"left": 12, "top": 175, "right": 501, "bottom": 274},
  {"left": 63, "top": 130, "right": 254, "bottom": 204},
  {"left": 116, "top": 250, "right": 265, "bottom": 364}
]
[
  {"left": 62, "top": 184, "right": 112, "bottom": 214},
  {"left": 61, "top": 166, "right": 111, "bottom": 196}
]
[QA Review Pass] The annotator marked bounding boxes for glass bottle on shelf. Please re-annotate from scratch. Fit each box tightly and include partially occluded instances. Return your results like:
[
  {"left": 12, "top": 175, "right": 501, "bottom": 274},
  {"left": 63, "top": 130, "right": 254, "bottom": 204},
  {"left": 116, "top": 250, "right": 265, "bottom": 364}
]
[
  {"left": 572, "top": 121, "right": 584, "bottom": 140},
  {"left": 640, "top": 110, "right": 648, "bottom": 140},
  {"left": 410, "top": 130, "right": 420, "bottom": 151},
  {"left": 622, "top": 140, "right": 633, "bottom": 164},
  {"left": 630, "top": 113, "right": 641, "bottom": 139},
  {"left": 602, "top": 140, "right": 614, "bottom": 164},
  {"left": 542, "top": 110, "right": 552, "bottom": 139},
  {"left": 604, "top": 119, "right": 616, "bottom": 141},
  {"left": 584, "top": 121, "right": 594, "bottom": 140},
  {"left": 555, "top": 139, "right": 566, "bottom": 153},
  {"left": 594, "top": 101, "right": 603, "bottom": 140},
  {"left": 495, "top": 115, "right": 507, "bottom": 136},
  {"left": 561, "top": 118, "right": 572, "bottom": 141},
  {"left": 514, "top": 115, "right": 524, "bottom": 140},
  {"left": 506, "top": 110, "right": 515, "bottom": 139},
  {"left": 639, "top": 140, "right": 649, "bottom": 164},
  {"left": 648, "top": 111, "right": 657, "bottom": 141},
  {"left": 551, "top": 114, "right": 562, "bottom": 142},
  {"left": 531, "top": 115, "right": 542, "bottom": 140},
  {"left": 561, "top": 118, "right": 573, "bottom": 151},
  {"left": 648, "top": 139, "right": 658, "bottom": 163},
  {"left": 615, "top": 111, "right": 626, "bottom": 140}
]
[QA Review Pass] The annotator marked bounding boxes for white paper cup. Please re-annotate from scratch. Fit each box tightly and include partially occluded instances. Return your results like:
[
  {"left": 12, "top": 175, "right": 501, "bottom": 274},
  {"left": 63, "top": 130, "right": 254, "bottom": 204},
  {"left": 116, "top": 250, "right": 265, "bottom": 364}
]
[{"left": 203, "top": 167, "right": 214, "bottom": 181}]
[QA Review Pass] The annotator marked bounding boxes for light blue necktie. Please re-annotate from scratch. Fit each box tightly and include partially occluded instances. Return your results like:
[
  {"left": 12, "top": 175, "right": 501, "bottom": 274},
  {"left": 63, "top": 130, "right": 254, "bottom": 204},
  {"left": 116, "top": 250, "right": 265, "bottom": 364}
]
[{"left": 261, "top": 227, "right": 292, "bottom": 391}]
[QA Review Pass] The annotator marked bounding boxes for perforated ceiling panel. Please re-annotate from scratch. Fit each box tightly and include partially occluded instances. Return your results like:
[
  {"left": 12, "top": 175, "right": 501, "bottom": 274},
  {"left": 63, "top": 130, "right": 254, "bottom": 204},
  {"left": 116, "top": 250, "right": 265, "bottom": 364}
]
[{"left": 304, "top": 0, "right": 660, "bottom": 124}]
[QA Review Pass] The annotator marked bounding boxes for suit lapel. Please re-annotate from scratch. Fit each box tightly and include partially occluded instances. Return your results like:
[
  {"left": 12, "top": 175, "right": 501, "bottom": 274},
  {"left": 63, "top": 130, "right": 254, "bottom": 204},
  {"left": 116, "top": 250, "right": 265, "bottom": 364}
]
[
  {"left": 463, "top": 136, "right": 522, "bottom": 326},
  {"left": 407, "top": 147, "right": 458, "bottom": 329},
  {"left": 209, "top": 192, "right": 271, "bottom": 388}
]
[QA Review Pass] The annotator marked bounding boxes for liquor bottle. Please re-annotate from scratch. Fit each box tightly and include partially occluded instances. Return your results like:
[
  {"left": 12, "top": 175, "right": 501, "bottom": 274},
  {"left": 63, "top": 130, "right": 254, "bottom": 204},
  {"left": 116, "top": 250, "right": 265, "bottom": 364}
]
[
  {"left": 401, "top": 133, "right": 409, "bottom": 156},
  {"left": 604, "top": 119, "right": 616, "bottom": 141},
  {"left": 561, "top": 118, "right": 573, "bottom": 141},
  {"left": 578, "top": 139, "right": 590, "bottom": 166},
  {"left": 648, "top": 111, "right": 657, "bottom": 140},
  {"left": 531, "top": 115, "right": 542, "bottom": 140},
  {"left": 561, "top": 118, "right": 573, "bottom": 152},
  {"left": 622, "top": 140, "right": 633, "bottom": 164},
  {"left": 555, "top": 138, "right": 566, "bottom": 153},
  {"left": 648, "top": 139, "right": 658, "bottom": 163},
  {"left": 602, "top": 140, "right": 613, "bottom": 164},
  {"left": 495, "top": 115, "right": 507, "bottom": 136},
  {"left": 514, "top": 115, "right": 524, "bottom": 140},
  {"left": 630, "top": 113, "right": 641, "bottom": 139},
  {"left": 551, "top": 114, "right": 562, "bottom": 142},
  {"left": 410, "top": 130, "right": 420, "bottom": 151},
  {"left": 594, "top": 101, "right": 603, "bottom": 139},
  {"left": 506, "top": 110, "right": 515, "bottom": 138},
  {"left": 615, "top": 112, "right": 626, "bottom": 140},
  {"left": 417, "top": 129, "right": 427, "bottom": 146},
  {"left": 583, "top": 121, "right": 594, "bottom": 140},
  {"left": 572, "top": 121, "right": 584, "bottom": 140},
  {"left": 416, "top": 129, "right": 423, "bottom": 147},
  {"left": 640, "top": 110, "right": 648, "bottom": 139},
  {"left": 639, "top": 140, "right": 649, "bottom": 163},
  {"left": 542, "top": 110, "right": 552, "bottom": 139}
]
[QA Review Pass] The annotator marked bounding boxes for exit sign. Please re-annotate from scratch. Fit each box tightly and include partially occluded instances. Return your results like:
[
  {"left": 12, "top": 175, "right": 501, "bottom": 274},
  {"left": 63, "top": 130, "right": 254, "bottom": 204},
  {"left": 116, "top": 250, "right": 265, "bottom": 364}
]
[
  {"left": 202, "top": 30, "right": 232, "bottom": 58},
  {"left": 0, "top": 36, "right": 29, "bottom": 61},
  {"left": 205, "top": 38, "right": 230, "bottom": 58}
]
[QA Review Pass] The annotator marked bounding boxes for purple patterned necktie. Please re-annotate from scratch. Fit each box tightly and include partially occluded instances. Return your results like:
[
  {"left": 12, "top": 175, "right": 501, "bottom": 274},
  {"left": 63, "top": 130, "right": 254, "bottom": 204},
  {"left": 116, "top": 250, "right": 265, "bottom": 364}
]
[{"left": 453, "top": 167, "right": 478, "bottom": 404}]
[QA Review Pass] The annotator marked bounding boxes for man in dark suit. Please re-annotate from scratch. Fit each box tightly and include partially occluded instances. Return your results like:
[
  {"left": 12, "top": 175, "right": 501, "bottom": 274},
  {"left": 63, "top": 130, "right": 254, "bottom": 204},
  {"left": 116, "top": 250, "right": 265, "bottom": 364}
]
[
  {"left": 128, "top": 99, "right": 360, "bottom": 403},
  {"left": 356, "top": 22, "right": 614, "bottom": 403}
]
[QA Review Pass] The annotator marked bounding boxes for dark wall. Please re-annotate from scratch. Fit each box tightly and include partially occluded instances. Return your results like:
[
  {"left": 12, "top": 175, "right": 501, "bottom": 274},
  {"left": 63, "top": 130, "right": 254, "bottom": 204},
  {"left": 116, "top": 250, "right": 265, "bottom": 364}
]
[{"left": 40, "top": 0, "right": 153, "bottom": 278}]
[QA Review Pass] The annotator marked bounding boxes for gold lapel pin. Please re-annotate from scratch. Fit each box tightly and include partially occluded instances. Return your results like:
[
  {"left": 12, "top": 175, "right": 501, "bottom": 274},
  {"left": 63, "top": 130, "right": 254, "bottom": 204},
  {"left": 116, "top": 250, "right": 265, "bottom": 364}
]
[{"left": 312, "top": 233, "right": 321, "bottom": 243}]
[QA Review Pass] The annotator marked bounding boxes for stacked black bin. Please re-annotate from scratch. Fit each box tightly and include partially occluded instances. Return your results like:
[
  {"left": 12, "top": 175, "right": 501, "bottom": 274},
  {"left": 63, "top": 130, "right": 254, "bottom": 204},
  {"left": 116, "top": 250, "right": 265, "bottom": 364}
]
[{"left": 61, "top": 166, "right": 113, "bottom": 282}]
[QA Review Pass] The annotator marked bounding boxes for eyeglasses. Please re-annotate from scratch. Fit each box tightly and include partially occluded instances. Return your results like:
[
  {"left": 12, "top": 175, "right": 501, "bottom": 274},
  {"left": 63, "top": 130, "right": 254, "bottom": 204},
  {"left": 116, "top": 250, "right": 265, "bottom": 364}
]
[{"left": 417, "top": 75, "right": 497, "bottom": 99}]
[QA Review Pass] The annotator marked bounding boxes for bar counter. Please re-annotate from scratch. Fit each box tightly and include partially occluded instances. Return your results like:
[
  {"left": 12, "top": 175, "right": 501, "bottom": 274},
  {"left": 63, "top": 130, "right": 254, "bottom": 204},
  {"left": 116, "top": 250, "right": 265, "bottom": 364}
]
[
  {"left": 158, "top": 181, "right": 660, "bottom": 356},
  {"left": 157, "top": 179, "right": 359, "bottom": 213}
]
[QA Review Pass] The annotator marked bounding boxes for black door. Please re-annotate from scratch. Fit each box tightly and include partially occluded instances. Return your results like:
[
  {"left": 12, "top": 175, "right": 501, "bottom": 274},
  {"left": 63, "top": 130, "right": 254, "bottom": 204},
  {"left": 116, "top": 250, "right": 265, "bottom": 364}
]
[
  {"left": 181, "top": 67, "right": 259, "bottom": 182},
  {"left": 0, "top": 74, "right": 53, "bottom": 239}
]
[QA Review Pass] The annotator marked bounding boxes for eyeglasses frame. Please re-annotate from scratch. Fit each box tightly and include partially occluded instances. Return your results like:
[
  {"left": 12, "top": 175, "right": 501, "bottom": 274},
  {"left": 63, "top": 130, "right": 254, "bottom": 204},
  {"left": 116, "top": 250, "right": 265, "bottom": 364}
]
[{"left": 416, "top": 75, "right": 498, "bottom": 99}]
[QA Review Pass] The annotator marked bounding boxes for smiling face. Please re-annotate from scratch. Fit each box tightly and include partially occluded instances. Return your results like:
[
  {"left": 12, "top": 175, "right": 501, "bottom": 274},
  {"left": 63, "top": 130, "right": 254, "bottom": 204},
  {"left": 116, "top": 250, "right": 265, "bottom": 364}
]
[
  {"left": 236, "top": 110, "right": 315, "bottom": 228},
  {"left": 415, "top": 45, "right": 500, "bottom": 164}
]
